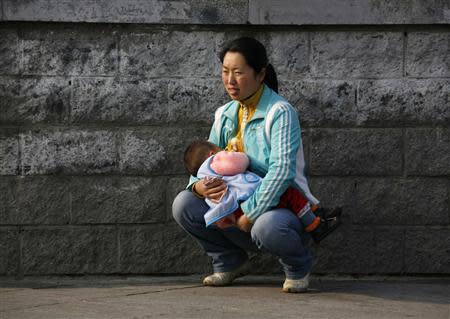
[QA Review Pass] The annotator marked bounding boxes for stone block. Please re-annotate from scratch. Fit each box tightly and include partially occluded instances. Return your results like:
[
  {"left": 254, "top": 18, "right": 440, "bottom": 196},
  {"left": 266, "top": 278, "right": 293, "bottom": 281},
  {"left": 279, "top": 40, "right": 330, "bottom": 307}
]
[
  {"left": 0, "top": 27, "right": 19, "bottom": 74},
  {"left": 410, "top": 0, "right": 450, "bottom": 24},
  {"left": 0, "top": 76, "right": 71, "bottom": 124},
  {"left": 315, "top": 225, "right": 404, "bottom": 274},
  {"left": 0, "top": 128, "right": 19, "bottom": 175},
  {"left": 0, "top": 228, "right": 19, "bottom": 275},
  {"left": 372, "top": 227, "right": 405, "bottom": 274},
  {"left": 21, "top": 128, "right": 117, "bottom": 175},
  {"left": 357, "top": 80, "right": 450, "bottom": 126},
  {"left": 249, "top": 0, "right": 448, "bottom": 25},
  {"left": 248, "top": 252, "right": 281, "bottom": 275},
  {"left": 310, "top": 129, "right": 403, "bottom": 176},
  {"left": 21, "top": 25, "right": 118, "bottom": 76},
  {"left": 71, "top": 177, "right": 166, "bottom": 224},
  {"left": 16, "top": 177, "right": 71, "bottom": 225},
  {"left": 22, "top": 226, "right": 117, "bottom": 275},
  {"left": 0, "top": 177, "right": 17, "bottom": 224},
  {"left": 405, "top": 128, "right": 450, "bottom": 176},
  {"left": 3, "top": 0, "right": 247, "bottom": 24},
  {"left": 280, "top": 80, "right": 357, "bottom": 127},
  {"left": 214, "top": 30, "right": 306, "bottom": 78},
  {"left": 407, "top": 32, "right": 450, "bottom": 77},
  {"left": 120, "top": 31, "right": 216, "bottom": 77},
  {"left": 314, "top": 225, "right": 377, "bottom": 274},
  {"left": 267, "top": 32, "right": 310, "bottom": 79},
  {"left": 311, "top": 32, "right": 403, "bottom": 78},
  {"left": 71, "top": 78, "right": 168, "bottom": 124},
  {"left": 167, "top": 79, "right": 228, "bottom": 125},
  {"left": 119, "top": 225, "right": 210, "bottom": 274},
  {"left": 214, "top": 31, "right": 265, "bottom": 66},
  {"left": 118, "top": 127, "right": 209, "bottom": 175},
  {"left": 177, "top": 0, "right": 248, "bottom": 24},
  {"left": 405, "top": 227, "right": 450, "bottom": 273},
  {"left": 352, "top": 178, "right": 449, "bottom": 225},
  {"left": 309, "top": 177, "right": 356, "bottom": 225}
]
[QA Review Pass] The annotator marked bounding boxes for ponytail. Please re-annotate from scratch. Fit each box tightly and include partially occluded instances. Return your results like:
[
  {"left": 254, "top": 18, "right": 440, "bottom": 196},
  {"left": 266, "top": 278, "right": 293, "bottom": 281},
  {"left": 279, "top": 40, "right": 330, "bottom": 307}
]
[{"left": 264, "top": 64, "right": 278, "bottom": 93}]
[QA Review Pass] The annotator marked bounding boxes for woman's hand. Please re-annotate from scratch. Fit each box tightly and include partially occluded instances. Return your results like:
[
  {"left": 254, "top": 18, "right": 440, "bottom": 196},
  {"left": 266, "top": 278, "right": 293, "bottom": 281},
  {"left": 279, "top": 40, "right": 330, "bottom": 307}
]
[
  {"left": 195, "top": 177, "right": 227, "bottom": 203},
  {"left": 237, "top": 214, "right": 253, "bottom": 232}
]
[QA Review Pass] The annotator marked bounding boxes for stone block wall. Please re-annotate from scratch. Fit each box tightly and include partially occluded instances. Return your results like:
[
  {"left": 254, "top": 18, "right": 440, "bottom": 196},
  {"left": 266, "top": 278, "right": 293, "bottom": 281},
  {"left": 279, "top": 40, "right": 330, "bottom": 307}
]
[{"left": 0, "top": 0, "right": 449, "bottom": 277}]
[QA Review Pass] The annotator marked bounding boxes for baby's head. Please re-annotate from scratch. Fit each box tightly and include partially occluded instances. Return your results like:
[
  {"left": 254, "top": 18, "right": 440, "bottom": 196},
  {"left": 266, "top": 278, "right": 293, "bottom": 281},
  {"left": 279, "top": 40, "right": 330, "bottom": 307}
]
[
  {"left": 184, "top": 140, "right": 221, "bottom": 176},
  {"left": 183, "top": 140, "right": 250, "bottom": 176},
  {"left": 210, "top": 151, "right": 249, "bottom": 176}
]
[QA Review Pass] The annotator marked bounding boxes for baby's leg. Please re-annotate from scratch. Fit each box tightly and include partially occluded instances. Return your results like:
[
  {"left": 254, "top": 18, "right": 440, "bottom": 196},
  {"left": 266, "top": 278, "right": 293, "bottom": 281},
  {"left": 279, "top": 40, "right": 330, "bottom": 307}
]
[
  {"left": 214, "top": 207, "right": 244, "bottom": 229},
  {"left": 215, "top": 212, "right": 237, "bottom": 229}
]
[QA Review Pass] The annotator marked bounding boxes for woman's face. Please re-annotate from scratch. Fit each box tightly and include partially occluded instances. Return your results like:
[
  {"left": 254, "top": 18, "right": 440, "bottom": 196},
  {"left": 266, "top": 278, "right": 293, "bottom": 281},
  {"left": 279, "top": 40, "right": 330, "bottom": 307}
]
[{"left": 222, "top": 51, "right": 265, "bottom": 101}]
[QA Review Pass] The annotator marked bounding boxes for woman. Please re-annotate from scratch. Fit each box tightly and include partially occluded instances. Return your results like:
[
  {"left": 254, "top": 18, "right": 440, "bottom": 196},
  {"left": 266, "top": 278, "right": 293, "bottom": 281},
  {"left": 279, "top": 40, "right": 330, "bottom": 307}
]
[{"left": 172, "top": 37, "right": 319, "bottom": 293}]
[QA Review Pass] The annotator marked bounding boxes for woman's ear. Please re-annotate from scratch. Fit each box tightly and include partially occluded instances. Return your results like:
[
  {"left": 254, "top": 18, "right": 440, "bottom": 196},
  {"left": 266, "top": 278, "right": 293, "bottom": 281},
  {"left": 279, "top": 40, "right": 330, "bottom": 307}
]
[{"left": 257, "top": 68, "right": 266, "bottom": 83}]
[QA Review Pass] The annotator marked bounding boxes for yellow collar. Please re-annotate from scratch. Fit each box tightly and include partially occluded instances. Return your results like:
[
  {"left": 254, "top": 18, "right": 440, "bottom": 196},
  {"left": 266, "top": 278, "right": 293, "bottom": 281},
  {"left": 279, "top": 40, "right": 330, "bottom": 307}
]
[{"left": 239, "top": 84, "right": 264, "bottom": 109}]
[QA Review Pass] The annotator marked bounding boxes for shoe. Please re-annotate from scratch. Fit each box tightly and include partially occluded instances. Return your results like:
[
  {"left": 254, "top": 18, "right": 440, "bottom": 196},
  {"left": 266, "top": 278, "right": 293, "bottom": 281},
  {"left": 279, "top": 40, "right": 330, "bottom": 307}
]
[
  {"left": 203, "top": 261, "right": 250, "bottom": 286},
  {"left": 283, "top": 273, "right": 310, "bottom": 293},
  {"left": 311, "top": 207, "right": 343, "bottom": 244}
]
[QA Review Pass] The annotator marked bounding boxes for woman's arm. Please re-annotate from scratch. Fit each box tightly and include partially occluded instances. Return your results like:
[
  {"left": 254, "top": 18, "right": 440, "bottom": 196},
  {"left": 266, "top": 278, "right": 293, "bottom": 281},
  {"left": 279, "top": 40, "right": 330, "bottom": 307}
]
[{"left": 241, "top": 104, "right": 301, "bottom": 223}]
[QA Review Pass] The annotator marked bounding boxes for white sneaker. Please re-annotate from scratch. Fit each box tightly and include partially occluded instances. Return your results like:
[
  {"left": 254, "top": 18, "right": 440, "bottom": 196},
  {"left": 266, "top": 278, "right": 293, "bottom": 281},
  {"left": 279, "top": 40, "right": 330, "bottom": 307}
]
[
  {"left": 203, "top": 261, "right": 250, "bottom": 286},
  {"left": 282, "top": 273, "right": 310, "bottom": 293}
]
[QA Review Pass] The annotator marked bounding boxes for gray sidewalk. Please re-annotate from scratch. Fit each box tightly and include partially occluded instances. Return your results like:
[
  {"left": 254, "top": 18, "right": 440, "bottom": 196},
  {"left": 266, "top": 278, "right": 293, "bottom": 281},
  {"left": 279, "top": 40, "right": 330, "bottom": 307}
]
[{"left": 1, "top": 275, "right": 449, "bottom": 319}]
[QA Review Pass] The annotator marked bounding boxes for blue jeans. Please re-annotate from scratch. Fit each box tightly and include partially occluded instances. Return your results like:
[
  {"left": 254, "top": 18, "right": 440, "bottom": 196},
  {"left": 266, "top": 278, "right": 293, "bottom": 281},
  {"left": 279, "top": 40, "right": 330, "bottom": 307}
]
[{"left": 172, "top": 190, "right": 312, "bottom": 279}]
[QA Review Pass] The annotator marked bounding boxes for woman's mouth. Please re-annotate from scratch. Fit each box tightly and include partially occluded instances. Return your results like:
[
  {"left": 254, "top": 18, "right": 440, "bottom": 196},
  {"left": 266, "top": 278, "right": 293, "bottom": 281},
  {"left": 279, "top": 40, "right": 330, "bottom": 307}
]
[{"left": 227, "top": 88, "right": 239, "bottom": 96}]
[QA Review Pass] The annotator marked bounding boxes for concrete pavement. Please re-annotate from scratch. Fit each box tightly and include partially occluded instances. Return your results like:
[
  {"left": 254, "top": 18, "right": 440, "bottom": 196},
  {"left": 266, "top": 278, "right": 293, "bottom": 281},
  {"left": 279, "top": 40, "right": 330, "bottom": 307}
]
[{"left": 1, "top": 275, "right": 449, "bottom": 319}]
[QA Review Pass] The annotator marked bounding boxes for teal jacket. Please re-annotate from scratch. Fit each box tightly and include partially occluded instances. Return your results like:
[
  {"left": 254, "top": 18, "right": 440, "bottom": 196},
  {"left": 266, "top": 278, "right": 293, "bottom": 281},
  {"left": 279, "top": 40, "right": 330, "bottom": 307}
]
[{"left": 188, "top": 85, "right": 319, "bottom": 222}]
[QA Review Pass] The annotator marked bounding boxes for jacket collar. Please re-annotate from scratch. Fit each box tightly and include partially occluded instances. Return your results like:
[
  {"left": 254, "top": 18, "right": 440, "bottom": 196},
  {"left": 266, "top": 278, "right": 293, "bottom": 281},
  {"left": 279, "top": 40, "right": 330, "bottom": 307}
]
[{"left": 222, "top": 84, "right": 274, "bottom": 122}]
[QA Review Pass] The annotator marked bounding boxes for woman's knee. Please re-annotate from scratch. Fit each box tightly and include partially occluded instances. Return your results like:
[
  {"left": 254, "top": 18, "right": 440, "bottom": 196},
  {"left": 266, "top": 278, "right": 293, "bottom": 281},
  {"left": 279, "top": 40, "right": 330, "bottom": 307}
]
[
  {"left": 172, "top": 190, "right": 207, "bottom": 225},
  {"left": 172, "top": 190, "right": 193, "bottom": 223},
  {"left": 251, "top": 209, "right": 302, "bottom": 249}
]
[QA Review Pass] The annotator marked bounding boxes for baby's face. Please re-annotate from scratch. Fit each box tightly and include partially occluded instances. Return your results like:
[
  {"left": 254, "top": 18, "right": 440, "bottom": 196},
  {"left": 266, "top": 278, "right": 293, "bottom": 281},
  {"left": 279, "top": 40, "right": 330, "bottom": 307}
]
[{"left": 210, "top": 151, "right": 249, "bottom": 176}]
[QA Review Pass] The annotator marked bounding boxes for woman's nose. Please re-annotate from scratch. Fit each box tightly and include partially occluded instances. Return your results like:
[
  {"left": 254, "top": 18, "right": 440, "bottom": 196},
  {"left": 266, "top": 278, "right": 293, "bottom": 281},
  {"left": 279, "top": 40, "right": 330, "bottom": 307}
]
[{"left": 228, "top": 73, "right": 236, "bottom": 84}]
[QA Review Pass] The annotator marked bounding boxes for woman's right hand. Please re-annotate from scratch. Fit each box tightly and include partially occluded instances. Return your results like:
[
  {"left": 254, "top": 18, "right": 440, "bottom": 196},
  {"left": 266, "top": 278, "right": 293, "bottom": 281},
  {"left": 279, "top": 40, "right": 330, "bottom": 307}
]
[{"left": 195, "top": 177, "right": 227, "bottom": 203}]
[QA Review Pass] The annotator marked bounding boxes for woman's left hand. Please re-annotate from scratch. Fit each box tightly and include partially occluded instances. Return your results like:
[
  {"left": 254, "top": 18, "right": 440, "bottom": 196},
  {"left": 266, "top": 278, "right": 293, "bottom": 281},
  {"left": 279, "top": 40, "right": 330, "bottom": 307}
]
[{"left": 237, "top": 214, "right": 253, "bottom": 232}]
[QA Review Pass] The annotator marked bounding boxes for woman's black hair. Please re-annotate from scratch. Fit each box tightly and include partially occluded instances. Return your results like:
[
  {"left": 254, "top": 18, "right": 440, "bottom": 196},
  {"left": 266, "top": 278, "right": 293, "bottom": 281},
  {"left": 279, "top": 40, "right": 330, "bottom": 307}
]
[{"left": 219, "top": 37, "right": 278, "bottom": 93}]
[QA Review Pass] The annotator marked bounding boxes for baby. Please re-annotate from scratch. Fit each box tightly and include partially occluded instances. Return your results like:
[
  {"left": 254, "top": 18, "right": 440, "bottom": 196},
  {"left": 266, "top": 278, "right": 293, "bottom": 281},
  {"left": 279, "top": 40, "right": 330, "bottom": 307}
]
[{"left": 184, "top": 140, "right": 341, "bottom": 243}]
